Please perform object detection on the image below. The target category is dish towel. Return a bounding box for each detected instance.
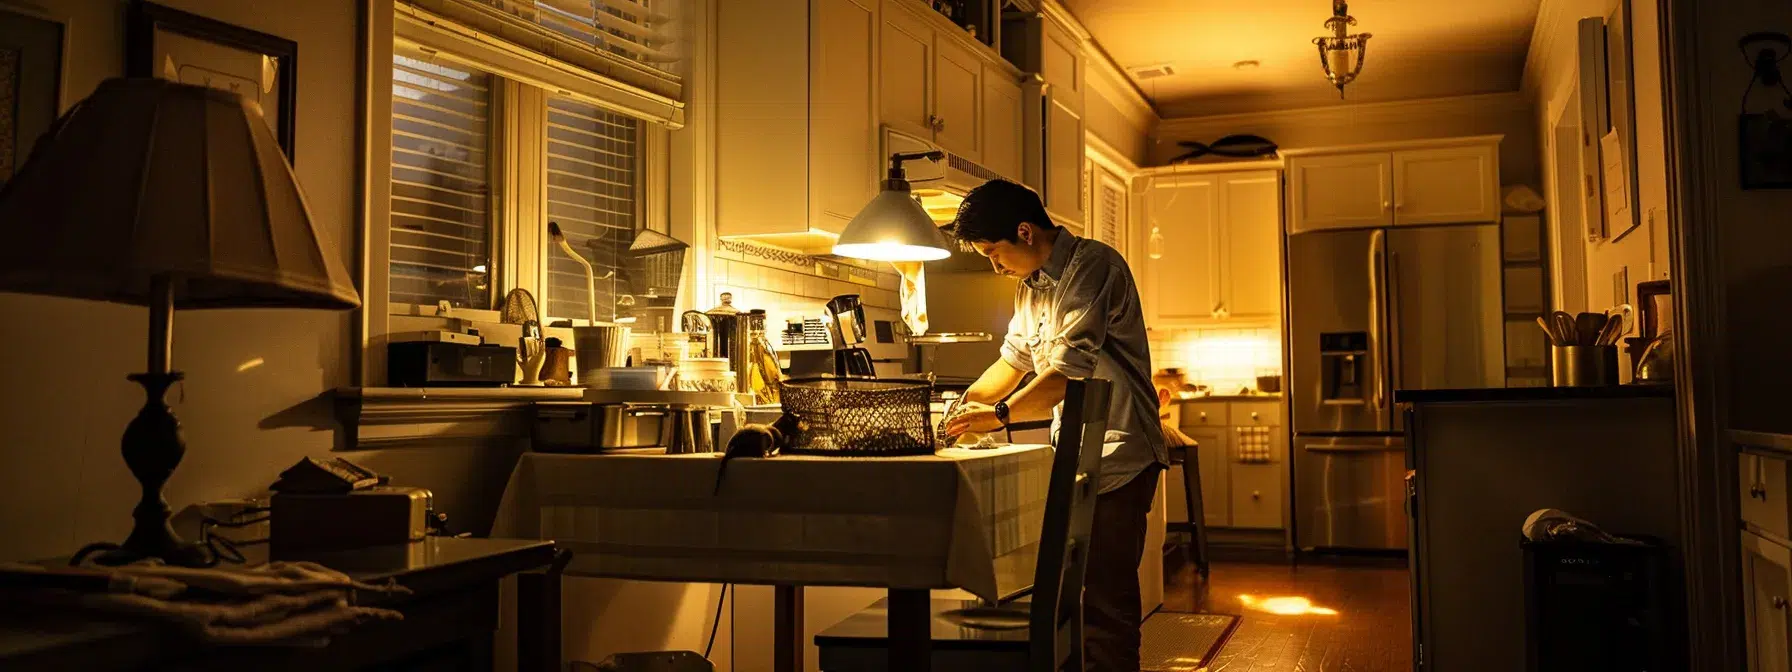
[892,260,929,336]
[4,560,408,647]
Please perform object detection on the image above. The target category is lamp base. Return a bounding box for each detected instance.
[74,371,211,568]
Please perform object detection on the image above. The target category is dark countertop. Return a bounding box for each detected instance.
[1395,384,1675,404]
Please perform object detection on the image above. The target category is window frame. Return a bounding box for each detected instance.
[359,0,675,386]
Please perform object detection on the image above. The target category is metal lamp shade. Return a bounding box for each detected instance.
[0,78,360,310]
[832,186,952,262]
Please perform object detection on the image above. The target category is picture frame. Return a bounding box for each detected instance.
[125,1,297,160]
[0,5,66,187]
[1603,0,1644,242]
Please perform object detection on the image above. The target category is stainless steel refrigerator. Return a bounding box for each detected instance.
[1288,224,1504,551]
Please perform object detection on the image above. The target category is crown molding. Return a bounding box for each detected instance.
[1522,0,1574,101]
[1085,132,1140,178]
[1157,91,1531,135]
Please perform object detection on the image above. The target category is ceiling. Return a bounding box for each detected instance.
[1060,0,1543,118]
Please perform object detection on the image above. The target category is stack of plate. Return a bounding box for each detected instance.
[581,366,674,390]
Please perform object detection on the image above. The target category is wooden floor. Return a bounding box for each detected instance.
[1158,551,1413,672]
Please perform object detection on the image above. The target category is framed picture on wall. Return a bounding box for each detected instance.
[1603,0,1644,242]
[0,6,65,187]
[125,1,297,160]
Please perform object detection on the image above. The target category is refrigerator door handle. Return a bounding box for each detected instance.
[1368,230,1387,410]
[1388,250,1403,403]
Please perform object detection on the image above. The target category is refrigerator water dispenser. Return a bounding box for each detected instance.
[1320,331,1369,405]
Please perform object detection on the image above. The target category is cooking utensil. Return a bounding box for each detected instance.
[1596,315,1626,346]
[1550,311,1579,346]
[1536,316,1559,345]
[1575,312,1607,346]
[1607,303,1634,334]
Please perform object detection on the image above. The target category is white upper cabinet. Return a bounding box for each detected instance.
[1287,153,1393,233]
[1144,175,1219,324]
[878,0,999,163]
[716,0,878,242]
[981,66,1024,182]
[1044,95,1086,226]
[1141,169,1283,326]
[1286,137,1501,234]
[879,2,933,141]
[1219,171,1284,320]
[1391,144,1500,225]
[1003,10,1086,228]
[932,37,983,162]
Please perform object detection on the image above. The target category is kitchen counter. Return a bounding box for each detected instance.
[1172,394,1282,402]
[1394,384,1673,404]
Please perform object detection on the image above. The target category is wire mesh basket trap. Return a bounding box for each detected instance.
[779,377,935,456]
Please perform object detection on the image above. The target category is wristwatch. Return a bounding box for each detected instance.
[993,401,1011,427]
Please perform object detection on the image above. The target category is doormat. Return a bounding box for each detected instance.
[1139,612,1241,672]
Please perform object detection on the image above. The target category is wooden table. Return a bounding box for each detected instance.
[0,537,558,672]
[496,444,1054,672]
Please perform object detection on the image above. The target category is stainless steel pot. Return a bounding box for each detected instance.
[595,403,672,449]
[666,406,714,454]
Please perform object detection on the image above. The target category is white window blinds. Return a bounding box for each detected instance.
[389,47,494,309]
[544,95,640,322]
[1096,172,1126,253]
[395,0,685,127]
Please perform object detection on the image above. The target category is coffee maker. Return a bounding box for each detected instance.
[788,294,877,377]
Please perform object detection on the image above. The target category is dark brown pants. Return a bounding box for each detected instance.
[1084,465,1162,672]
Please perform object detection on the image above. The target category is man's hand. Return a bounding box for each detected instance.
[944,402,1006,438]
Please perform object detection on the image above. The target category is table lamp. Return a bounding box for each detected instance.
[0,78,361,566]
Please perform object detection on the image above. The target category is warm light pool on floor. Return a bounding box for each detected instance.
[1237,594,1340,616]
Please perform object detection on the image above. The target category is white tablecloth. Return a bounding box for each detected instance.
[492,444,1052,601]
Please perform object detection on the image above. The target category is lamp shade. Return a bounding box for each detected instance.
[0,78,360,310]
[832,185,952,262]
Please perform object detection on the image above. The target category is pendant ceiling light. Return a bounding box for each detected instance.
[1314,0,1372,98]
[833,151,953,262]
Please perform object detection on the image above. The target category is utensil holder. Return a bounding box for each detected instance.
[1551,345,1619,387]
[574,325,632,383]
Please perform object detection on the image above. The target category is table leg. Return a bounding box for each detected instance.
[518,550,570,672]
[888,588,931,672]
[775,585,805,672]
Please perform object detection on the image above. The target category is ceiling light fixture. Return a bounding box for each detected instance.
[1313,0,1372,97]
[833,151,953,262]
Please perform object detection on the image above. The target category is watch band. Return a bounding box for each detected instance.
[994,401,1011,426]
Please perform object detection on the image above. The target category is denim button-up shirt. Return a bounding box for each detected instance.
[1000,231,1166,494]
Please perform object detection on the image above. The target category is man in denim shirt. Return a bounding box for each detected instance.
[944,179,1166,671]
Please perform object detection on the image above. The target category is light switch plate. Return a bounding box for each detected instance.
[1613,267,1630,306]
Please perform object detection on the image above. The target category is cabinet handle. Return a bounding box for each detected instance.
[1774,596,1788,610]
[936,117,946,131]
[1251,490,1262,500]
[1383,200,1392,211]
[1251,411,1260,421]
[1198,412,1208,421]
[1752,484,1769,501]
[926,113,939,130]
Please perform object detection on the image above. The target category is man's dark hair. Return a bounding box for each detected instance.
[948,179,1057,244]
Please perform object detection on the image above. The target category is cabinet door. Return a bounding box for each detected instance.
[1043,90,1086,226]
[1229,462,1283,529]
[879,1,933,140]
[932,37,982,162]
[1217,170,1283,320]
[1287,153,1393,233]
[1391,145,1500,225]
[981,67,1023,181]
[1185,426,1230,527]
[810,0,878,232]
[1144,176,1219,324]
[1744,531,1792,672]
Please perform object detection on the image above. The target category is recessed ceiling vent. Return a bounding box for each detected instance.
[1127,63,1177,80]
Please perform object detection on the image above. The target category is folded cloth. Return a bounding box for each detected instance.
[3,560,408,647]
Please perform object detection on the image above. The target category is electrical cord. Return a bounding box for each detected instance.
[703,583,729,660]
[69,507,270,568]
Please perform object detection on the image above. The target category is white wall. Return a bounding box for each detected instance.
[1524,0,1672,316]
[1149,92,1541,187]
[0,0,487,563]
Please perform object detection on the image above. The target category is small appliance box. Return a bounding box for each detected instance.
[270,486,433,554]
[387,341,516,387]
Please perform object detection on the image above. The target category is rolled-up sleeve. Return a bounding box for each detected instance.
[1039,260,1124,379]
[1000,294,1035,373]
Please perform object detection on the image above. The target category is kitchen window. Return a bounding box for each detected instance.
[365,0,685,383]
